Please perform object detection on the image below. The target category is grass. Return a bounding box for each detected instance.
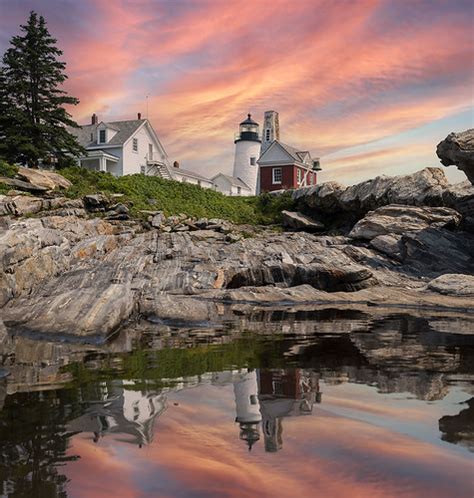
[60,166,295,225]
[0,160,19,194]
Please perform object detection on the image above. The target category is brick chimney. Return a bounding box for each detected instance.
[91,113,98,125]
[138,112,142,120]
[173,161,180,169]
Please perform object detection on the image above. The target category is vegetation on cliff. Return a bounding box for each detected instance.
[60,166,294,225]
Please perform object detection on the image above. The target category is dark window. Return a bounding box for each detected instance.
[265,129,270,141]
[237,186,241,195]
[250,157,256,166]
[99,129,106,143]
[133,138,138,152]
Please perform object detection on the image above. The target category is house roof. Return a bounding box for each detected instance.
[259,140,319,169]
[173,167,214,182]
[278,142,312,164]
[212,173,251,190]
[71,119,146,148]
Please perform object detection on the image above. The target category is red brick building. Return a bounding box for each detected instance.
[258,141,321,193]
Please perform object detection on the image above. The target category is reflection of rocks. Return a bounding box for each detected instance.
[439,397,474,451]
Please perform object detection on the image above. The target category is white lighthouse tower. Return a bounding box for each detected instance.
[232,114,261,195]
[233,369,262,450]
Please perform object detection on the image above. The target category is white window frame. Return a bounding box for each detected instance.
[272,167,282,184]
[132,138,138,153]
[297,168,302,184]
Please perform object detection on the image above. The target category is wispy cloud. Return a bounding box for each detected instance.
[0,0,472,183]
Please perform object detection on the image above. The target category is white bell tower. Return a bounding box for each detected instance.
[261,110,280,154]
[232,114,261,195]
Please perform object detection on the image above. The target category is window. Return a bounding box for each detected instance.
[133,138,138,152]
[297,168,302,184]
[250,394,258,405]
[250,156,256,166]
[99,129,106,143]
[140,165,146,175]
[265,129,270,141]
[148,143,153,160]
[90,132,93,142]
[272,167,282,184]
[197,180,201,187]
[237,186,241,195]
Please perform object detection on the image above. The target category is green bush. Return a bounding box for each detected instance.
[60,167,295,225]
[0,160,19,178]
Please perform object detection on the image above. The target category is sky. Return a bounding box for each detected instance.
[0,0,473,185]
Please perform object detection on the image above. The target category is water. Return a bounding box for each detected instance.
[0,310,473,497]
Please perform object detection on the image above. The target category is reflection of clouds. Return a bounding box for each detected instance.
[65,382,474,498]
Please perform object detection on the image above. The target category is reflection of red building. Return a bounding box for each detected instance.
[258,369,321,452]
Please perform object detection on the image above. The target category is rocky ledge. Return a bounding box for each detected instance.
[1,143,473,341]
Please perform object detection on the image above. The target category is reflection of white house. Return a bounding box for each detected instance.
[67,380,167,446]
[211,173,252,196]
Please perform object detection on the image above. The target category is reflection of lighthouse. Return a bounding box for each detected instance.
[233,369,262,450]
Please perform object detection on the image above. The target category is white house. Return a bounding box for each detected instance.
[171,161,216,189]
[72,113,173,178]
[211,173,252,196]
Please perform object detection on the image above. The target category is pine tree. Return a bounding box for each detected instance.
[0,11,84,167]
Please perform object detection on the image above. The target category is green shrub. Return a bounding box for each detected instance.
[60,167,296,225]
[0,160,19,178]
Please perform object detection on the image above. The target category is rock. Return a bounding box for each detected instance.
[295,168,454,223]
[370,234,403,260]
[401,228,474,276]
[349,205,462,240]
[427,274,474,296]
[3,282,135,339]
[16,166,72,190]
[437,129,474,185]
[111,203,129,215]
[151,212,165,228]
[83,193,110,212]
[281,210,325,231]
[0,177,48,193]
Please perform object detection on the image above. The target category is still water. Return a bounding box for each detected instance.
[0,310,473,497]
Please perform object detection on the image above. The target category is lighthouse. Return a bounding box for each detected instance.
[233,369,262,450]
[232,114,261,195]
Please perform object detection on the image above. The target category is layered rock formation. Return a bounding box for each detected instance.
[437,129,474,185]
[0,157,473,340]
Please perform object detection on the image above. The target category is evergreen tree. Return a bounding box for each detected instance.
[0,11,84,167]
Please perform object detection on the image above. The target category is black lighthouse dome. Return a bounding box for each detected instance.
[235,113,261,143]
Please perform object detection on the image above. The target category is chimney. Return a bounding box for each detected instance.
[91,113,98,125]
[173,161,180,169]
[138,112,142,120]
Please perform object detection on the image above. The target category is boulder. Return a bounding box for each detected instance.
[349,205,462,240]
[151,212,166,228]
[281,210,325,231]
[0,177,48,193]
[83,193,110,212]
[16,166,72,190]
[295,168,453,218]
[437,129,474,185]
[427,274,474,296]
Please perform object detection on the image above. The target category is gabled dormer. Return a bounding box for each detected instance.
[96,122,119,145]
